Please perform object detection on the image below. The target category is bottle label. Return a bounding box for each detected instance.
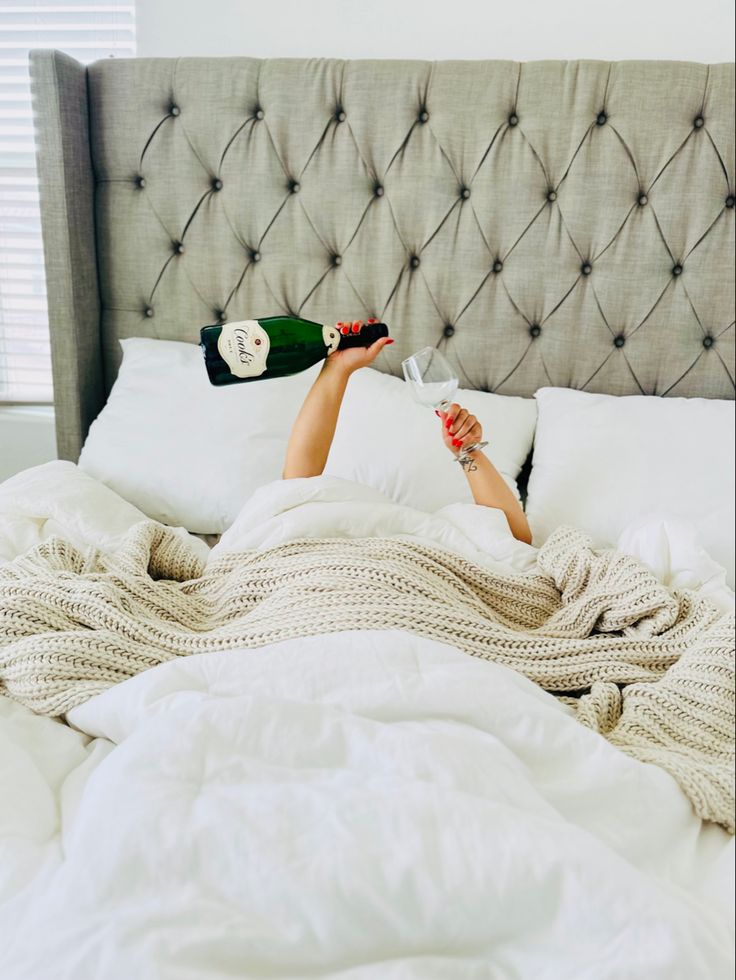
[217,320,271,378]
[322,324,340,354]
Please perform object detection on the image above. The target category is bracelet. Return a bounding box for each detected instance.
[454,440,488,471]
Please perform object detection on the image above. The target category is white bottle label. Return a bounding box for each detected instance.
[322,324,341,354]
[217,320,271,378]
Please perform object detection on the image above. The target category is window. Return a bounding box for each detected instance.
[0,2,136,403]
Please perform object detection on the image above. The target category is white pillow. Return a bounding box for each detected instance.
[80,338,321,533]
[526,387,735,587]
[325,368,537,512]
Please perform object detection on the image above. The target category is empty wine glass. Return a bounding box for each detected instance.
[402,346,487,463]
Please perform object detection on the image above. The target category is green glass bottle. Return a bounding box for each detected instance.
[200,315,390,385]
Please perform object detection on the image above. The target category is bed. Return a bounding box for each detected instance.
[0,53,733,978]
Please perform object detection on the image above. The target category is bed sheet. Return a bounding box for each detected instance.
[0,461,733,979]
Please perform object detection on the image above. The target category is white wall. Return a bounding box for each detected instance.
[0,407,56,484]
[137,0,734,62]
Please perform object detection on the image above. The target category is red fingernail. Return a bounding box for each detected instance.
[385,338,394,344]
[351,323,361,334]
[445,418,453,429]
[367,317,377,324]
[340,325,350,335]
[452,439,462,447]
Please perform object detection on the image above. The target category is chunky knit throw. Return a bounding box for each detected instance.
[1,522,733,832]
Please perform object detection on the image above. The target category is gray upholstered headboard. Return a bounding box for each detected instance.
[30,53,735,461]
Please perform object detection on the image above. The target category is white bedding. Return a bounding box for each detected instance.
[0,461,733,979]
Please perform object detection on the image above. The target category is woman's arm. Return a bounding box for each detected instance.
[282,334,393,479]
[439,404,532,545]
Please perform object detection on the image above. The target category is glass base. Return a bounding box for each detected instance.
[455,440,488,464]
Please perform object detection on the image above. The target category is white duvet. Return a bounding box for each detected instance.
[0,461,733,979]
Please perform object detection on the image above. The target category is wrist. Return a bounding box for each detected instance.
[447,443,486,459]
[323,355,355,377]
[321,358,352,383]
[457,447,488,472]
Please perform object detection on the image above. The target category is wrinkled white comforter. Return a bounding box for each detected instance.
[0,461,733,979]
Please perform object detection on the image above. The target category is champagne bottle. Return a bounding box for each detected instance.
[200,315,390,386]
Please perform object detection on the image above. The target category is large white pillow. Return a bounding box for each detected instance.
[79,338,321,533]
[526,387,735,587]
[325,368,537,512]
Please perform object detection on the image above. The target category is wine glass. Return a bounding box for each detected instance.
[401,347,487,464]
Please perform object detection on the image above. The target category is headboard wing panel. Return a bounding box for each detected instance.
[30,54,735,460]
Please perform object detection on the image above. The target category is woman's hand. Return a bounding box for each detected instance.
[324,328,393,377]
[438,403,484,455]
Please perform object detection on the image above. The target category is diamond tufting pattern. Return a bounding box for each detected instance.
[30,54,735,459]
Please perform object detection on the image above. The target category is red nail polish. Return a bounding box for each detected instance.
[452,439,461,447]
[367,317,377,324]
[445,418,453,429]
[351,323,361,334]
[340,325,350,335]
[385,338,394,345]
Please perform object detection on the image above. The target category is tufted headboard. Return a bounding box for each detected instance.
[30,52,735,461]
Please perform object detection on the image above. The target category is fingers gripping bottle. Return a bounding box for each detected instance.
[200,315,389,386]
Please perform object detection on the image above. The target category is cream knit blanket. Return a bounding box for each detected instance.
[1,522,733,832]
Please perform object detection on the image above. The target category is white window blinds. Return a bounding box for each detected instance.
[0,2,135,403]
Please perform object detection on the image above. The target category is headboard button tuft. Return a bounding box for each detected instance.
[144,307,154,318]
[460,187,471,200]
[508,112,519,127]
[703,335,715,348]
[443,324,455,338]
[336,108,346,122]
[374,184,384,197]
[410,255,420,269]
[135,175,146,189]
[418,109,429,123]
[596,111,607,126]
[614,334,626,348]
[173,241,184,255]
[251,250,261,262]
[212,178,223,191]
[693,115,705,129]
[332,254,342,267]
[289,180,300,193]
[726,195,735,208]
[581,261,592,276]
[169,104,180,116]
[254,108,264,120]
[637,192,648,206]
[672,263,683,276]
[492,259,503,273]
[529,324,542,338]
[547,189,557,202]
